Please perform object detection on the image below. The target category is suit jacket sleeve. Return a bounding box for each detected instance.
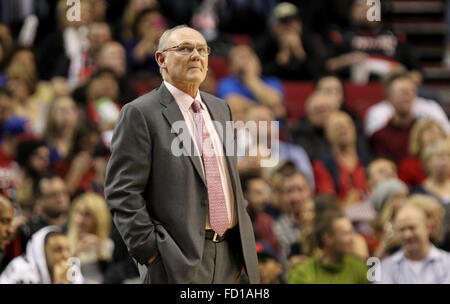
[104,103,157,265]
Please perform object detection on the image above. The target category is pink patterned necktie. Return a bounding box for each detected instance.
[191,99,229,236]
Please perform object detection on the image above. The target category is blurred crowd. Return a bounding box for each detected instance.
[0,0,450,284]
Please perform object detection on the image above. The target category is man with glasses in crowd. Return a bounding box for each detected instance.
[105,25,259,284]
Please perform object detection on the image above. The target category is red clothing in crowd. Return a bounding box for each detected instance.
[313,159,369,203]
[251,212,279,256]
[398,156,427,188]
[52,159,96,195]
[370,119,415,164]
[0,147,20,201]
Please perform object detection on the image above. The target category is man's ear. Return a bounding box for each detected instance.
[155,52,166,69]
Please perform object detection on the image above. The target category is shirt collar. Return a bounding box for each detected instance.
[395,244,444,264]
[164,81,203,112]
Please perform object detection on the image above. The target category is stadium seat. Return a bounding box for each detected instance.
[283,81,315,122]
[344,82,386,120]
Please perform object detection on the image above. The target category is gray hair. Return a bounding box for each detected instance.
[156,25,189,75]
[370,178,408,212]
[157,24,189,52]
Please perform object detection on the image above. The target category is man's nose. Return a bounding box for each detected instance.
[7,223,14,236]
[62,249,71,260]
[190,47,201,58]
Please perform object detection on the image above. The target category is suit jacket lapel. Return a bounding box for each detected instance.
[159,83,206,186]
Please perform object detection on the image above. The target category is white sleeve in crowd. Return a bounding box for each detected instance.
[364,100,393,137]
[414,97,450,134]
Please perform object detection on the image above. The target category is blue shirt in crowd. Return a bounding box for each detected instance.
[378,245,450,284]
[216,75,285,102]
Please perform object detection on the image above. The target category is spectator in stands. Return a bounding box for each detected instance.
[0,195,14,273]
[36,0,93,85]
[411,139,450,240]
[0,117,28,202]
[15,136,51,218]
[190,1,234,57]
[68,192,114,284]
[241,174,278,255]
[379,204,450,284]
[88,22,112,59]
[325,0,421,83]
[19,174,70,245]
[368,73,449,163]
[367,158,398,191]
[94,42,137,105]
[412,139,450,207]
[265,161,298,221]
[73,41,135,105]
[216,44,285,118]
[238,105,315,188]
[125,8,167,75]
[120,0,160,43]
[44,96,80,165]
[254,2,323,80]
[406,194,447,250]
[74,21,113,86]
[87,0,107,22]
[315,73,371,158]
[370,178,408,258]
[257,242,284,284]
[287,198,316,268]
[365,73,450,138]
[313,194,370,259]
[287,211,369,284]
[84,69,121,133]
[0,226,83,284]
[399,119,447,188]
[313,111,370,207]
[6,47,52,134]
[0,88,14,137]
[290,91,339,160]
[273,169,312,271]
[54,122,102,197]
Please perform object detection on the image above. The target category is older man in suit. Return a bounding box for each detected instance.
[104,25,259,284]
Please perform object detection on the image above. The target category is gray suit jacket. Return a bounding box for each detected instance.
[104,83,259,283]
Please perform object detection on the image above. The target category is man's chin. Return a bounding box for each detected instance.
[404,244,420,254]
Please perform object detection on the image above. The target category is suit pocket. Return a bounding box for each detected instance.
[147,254,168,283]
[149,253,161,265]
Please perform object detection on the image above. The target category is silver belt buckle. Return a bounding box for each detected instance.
[212,232,219,243]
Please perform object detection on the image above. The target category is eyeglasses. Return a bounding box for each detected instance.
[161,43,211,57]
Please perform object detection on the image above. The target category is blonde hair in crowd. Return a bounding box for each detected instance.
[68,192,111,253]
[421,138,450,164]
[404,194,445,243]
[409,119,445,156]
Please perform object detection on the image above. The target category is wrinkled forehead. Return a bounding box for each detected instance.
[396,207,427,227]
[318,77,342,89]
[167,28,207,47]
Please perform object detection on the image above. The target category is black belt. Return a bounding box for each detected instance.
[205,229,231,243]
